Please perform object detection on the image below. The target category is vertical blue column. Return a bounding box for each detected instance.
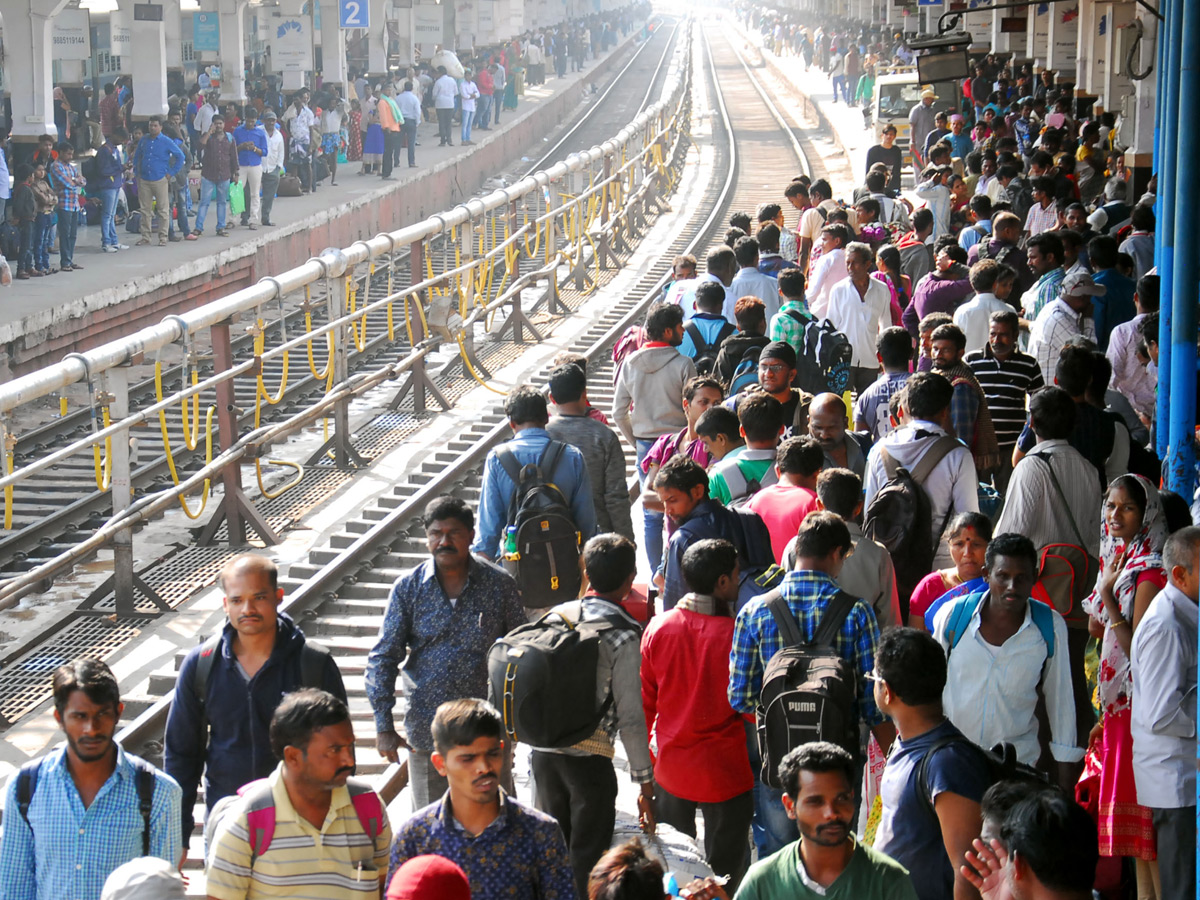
[1155,0,1181,459]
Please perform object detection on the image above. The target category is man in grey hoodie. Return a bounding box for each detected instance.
[613,303,697,573]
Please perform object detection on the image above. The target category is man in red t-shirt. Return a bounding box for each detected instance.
[745,435,823,562]
[641,538,754,892]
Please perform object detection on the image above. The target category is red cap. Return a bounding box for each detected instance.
[386,855,471,900]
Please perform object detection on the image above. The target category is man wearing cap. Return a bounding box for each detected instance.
[1028,271,1103,383]
[387,857,470,900]
[259,110,284,227]
[101,859,185,900]
[725,341,814,438]
[909,89,939,173]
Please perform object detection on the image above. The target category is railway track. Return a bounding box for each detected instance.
[0,18,681,583]
[0,13,840,876]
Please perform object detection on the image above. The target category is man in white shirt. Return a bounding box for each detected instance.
[806,224,851,319]
[281,89,316,192]
[1105,273,1158,420]
[1028,271,1102,383]
[725,236,781,321]
[914,166,953,239]
[259,110,285,227]
[432,67,459,146]
[825,242,891,394]
[864,372,979,571]
[931,532,1081,787]
[1131,526,1199,900]
[953,259,1017,354]
[669,245,735,319]
[192,91,220,157]
[395,81,423,168]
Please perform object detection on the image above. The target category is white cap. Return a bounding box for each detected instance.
[101,858,185,900]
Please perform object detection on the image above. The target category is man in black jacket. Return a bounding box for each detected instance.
[164,554,347,842]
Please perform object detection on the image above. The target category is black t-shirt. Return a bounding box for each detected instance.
[866,143,904,194]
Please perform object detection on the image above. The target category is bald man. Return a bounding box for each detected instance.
[163,554,347,843]
[808,393,868,478]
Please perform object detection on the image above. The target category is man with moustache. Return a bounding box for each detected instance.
[205,690,392,900]
[0,659,183,900]
[366,496,526,811]
[165,554,347,842]
[735,742,918,899]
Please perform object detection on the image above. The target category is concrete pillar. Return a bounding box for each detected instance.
[112,0,170,120]
[165,0,184,78]
[992,6,1028,59]
[1075,0,1099,98]
[1100,1,1135,113]
[0,0,72,146]
[275,0,311,91]
[1047,0,1079,82]
[217,0,248,102]
[318,0,347,86]
[1027,0,1050,70]
[366,0,389,74]
[1122,0,1155,191]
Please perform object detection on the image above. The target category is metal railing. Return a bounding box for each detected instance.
[0,24,693,613]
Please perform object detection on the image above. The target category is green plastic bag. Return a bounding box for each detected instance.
[230,183,245,216]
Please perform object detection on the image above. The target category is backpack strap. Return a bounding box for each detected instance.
[765,591,804,647]
[909,435,963,485]
[538,440,567,487]
[495,447,522,485]
[684,322,706,354]
[15,758,43,829]
[192,631,224,740]
[878,445,901,483]
[240,779,279,859]
[716,321,737,344]
[129,757,158,856]
[916,733,974,818]
[346,779,385,843]
[786,308,808,324]
[1029,453,1088,549]
[813,590,856,648]
[1028,600,1057,659]
[943,592,987,653]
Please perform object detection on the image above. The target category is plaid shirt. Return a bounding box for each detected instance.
[728,570,884,725]
[0,745,183,900]
[769,300,813,353]
[945,379,980,446]
[1024,201,1059,237]
[49,161,82,212]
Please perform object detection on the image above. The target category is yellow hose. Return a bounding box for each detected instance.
[92,406,112,491]
[254,320,290,406]
[455,332,506,394]
[304,301,334,382]
[4,437,14,530]
[154,361,215,518]
[347,276,368,352]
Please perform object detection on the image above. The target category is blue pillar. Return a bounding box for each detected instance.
[1155,0,1181,459]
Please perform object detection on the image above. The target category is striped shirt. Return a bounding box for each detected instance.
[1028,297,1098,383]
[0,746,182,900]
[205,765,392,900]
[994,440,1102,556]
[1024,201,1059,237]
[965,345,1044,448]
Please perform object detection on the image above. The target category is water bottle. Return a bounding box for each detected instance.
[503,526,518,558]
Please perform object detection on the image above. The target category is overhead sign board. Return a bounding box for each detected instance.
[193,12,220,52]
[339,0,369,28]
[414,3,443,44]
[52,9,91,61]
[272,13,314,71]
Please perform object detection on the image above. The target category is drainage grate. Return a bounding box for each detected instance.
[213,468,355,540]
[88,546,243,614]
[0,616,143,726]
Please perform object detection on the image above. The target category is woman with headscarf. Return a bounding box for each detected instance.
[1083,473,1165,892]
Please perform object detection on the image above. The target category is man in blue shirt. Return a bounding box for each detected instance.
[0,659,182,900]
[233,106,268,230]
[365,496,526,810]
[473,386,597,561]
[163,553,347,840]
[389,699,575,899]
[132,115,186,247]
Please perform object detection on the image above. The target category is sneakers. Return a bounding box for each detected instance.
[116,243,129,250]
[102,245,119,253]
[215,229,229,236]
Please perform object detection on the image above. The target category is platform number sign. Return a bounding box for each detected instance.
[339,0,369,29]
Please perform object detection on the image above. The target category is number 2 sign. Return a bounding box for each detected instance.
[338,0,369,28]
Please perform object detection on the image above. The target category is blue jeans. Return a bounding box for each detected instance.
[169,186,191,238]
[635,439,665,576]
[477,95,493,129]
[832,74,849,103]
[745,721,798,857]
[461,110,475,143]
[195,177,228,232]
[100,188,119,247]
[35,214,54,270]
[56,208,78,268]
[17,220,34,273]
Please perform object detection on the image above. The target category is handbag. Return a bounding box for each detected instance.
[1030,454,1099,627]
[313,156,330,183]
[276,174,302,197]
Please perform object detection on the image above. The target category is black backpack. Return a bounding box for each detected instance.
[863,437,961,614]
[729,505,786,612]
[0,222,18,260]
[487,600,639,748]
[497,440,583,608]
[794,313,853,396]
[685,320,736,376]
[16,754,157,854]
[756,590,859,788]
[916,733,1048,817]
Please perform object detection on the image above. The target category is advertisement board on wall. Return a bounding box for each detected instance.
[272,13,314,71]
[52,9,91,61]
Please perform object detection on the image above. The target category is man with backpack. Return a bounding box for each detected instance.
[654,456,775,610]
[613,305,695,572]
[863,372,979,593]
[767,267,812,352]
[205,690,392,900]
[679,282,736,376]
[709,392,784,507]
[715,297,771,391]
[728,512,894,859]
[727,236,782,321]
[525,534,655,897]
[930,533,1082,785]
[724,341,813,440]
[475,385,597,570]
[872,628,992,900]
[641,539,754,892]
[666,244,736,318]
[546,363,634,543]
[0,659,183,900]
[367,496,526,809]
[968,212,1033,297]
[165,553,347,842]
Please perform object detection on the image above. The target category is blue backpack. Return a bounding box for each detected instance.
[729,351,761,395]
[942,590,1056,659]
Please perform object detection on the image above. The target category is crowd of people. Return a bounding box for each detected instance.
[1,5,649,280]
[2,4,1199,899]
